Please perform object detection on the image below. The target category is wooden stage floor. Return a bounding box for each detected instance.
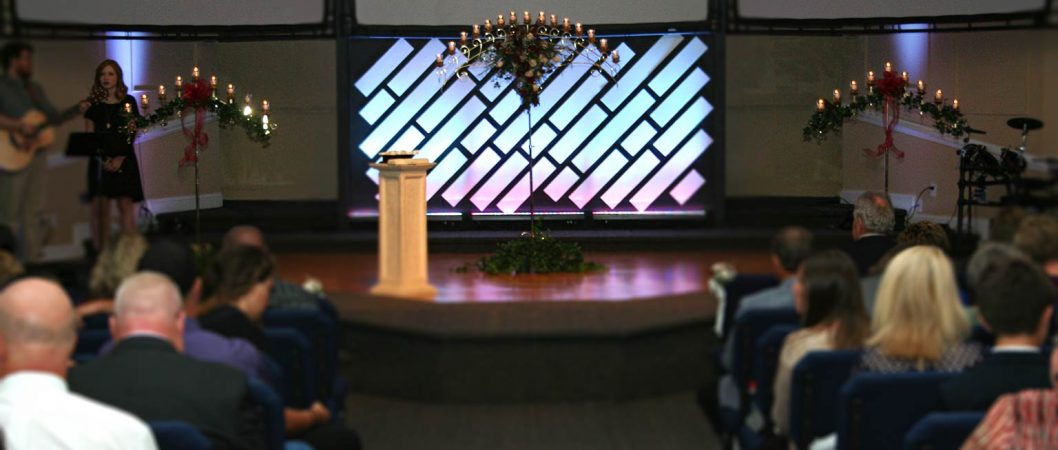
[274,250,771,303]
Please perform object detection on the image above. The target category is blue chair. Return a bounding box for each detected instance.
[718,308,799,435]
[263,327,318,408]
[263,308,339,402]
[76,328,111,355]
[720,274,781,338]
[836,372,956,450]
[788,350,861,450]
[148,420,211,450]
[752,324,799,419]
[904,412,985,450]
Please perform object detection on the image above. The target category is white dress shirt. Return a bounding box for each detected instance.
[0,371,158,450]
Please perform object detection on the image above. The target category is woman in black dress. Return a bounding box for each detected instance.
[83,59,143,252]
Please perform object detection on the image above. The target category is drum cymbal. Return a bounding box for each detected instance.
[1008,117,1044,131]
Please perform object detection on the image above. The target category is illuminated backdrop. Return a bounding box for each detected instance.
[347,32,718,216]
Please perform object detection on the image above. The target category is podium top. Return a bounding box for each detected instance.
[370,159,436,171]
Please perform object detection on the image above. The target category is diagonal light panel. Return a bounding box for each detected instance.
[352,34,714,214]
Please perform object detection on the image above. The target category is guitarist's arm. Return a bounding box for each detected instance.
[0,113,34,137]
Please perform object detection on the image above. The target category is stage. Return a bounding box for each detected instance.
[276,249,770,403]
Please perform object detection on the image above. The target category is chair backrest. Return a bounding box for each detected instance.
[263,327,318,408]
[752,324,799,418]
[75,328,112,355]
[720,274,781,338]
[837,372,956,450]
[148,420,211,450]
[732,308,800,395]
[247,377,286,450]
[788,350,861,450]
[263,308,337,400]
[903,412,986,450]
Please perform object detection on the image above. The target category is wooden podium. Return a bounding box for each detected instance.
[369,157,437,300]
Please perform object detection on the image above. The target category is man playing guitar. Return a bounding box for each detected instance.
[0,41,90,261]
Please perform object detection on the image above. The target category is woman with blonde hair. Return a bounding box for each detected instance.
[78,232,149,319]
[860,245,982,372]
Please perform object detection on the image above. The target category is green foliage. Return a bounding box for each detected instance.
[803,91,970,144]
[473,232,605,275]
[121,97,275,147]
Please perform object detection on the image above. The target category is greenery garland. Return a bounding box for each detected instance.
[803,89,969,144]
[122,96,274,147]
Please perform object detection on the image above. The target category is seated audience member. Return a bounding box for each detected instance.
[771,250,869,436]
[0,278,156,449]
[860,245,982,372]
[0,250,22,286]
[940,244,1055,411]
[223,225,320,311]
[988,206,1026,243]
[961,345,1058,450]
[69,273,264,450]
[1013,214,1058,278]
[721,227,813,370]
[100,239,268,381]
[77,232,149,320]
[862,221,951,312]
[846,191,896,275]
[200,245,274,351]
[199,246,361,450]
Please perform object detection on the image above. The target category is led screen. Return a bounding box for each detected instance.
[347,33,717,216]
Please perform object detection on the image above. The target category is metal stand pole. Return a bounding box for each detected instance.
[526,108,536,236]
[194,148,201,248]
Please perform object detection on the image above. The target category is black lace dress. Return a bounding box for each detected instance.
[84,95,144,202]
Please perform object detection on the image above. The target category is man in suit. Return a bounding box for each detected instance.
[0,278,156,449]
[69,272,265,450]
[939,243,1055,411]
[846,191,896,275]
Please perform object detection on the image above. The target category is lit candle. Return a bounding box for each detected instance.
[587,29,596,43]
[243,94,253,116]
[934,89,943,104]
[448,41,457,55]
[175,76,183,90]
[210,76,218,91]
[537,11,545,25]
[226,83,235,101]
[953,98,959,111]
[261,113,269,132]
[158,85,167,102]
[124,102,132,114]
[460,31,468,45]
[599,38,608,52]
[510,11,517,25]
[867,71,875,86]
[261,100,270,113]
[563,18,570,33]
[833,89,841,104]
[901,71,909,84]
[435,53,444,67]
[850,80,858,96]
[575,22,583,36]
[140,94,149,110]
[611,50,620,63]
[550,14,557,27]
[917,80,925,94]
[884,61,892,73]
[192,66,199,81]
[817,98,826,112]
[523,11,530,25]
[472,24,480,38]
[484,20,492,33]
[497,15,504,27]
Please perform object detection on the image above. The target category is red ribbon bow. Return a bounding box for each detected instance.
[864,71,906,160]
[178,80,212,167]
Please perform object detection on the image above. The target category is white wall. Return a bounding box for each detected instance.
[354,0,707,26]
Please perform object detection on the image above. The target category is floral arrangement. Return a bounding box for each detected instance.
[468,229,604,275]
[490,28,563,107]
[439,10,620,109]
[803,64,970,149]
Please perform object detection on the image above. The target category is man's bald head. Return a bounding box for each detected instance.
[0,278,77,377]
[111,272,184,343]
[223,225,267,252]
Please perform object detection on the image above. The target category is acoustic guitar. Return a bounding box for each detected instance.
[0,96,97,172]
